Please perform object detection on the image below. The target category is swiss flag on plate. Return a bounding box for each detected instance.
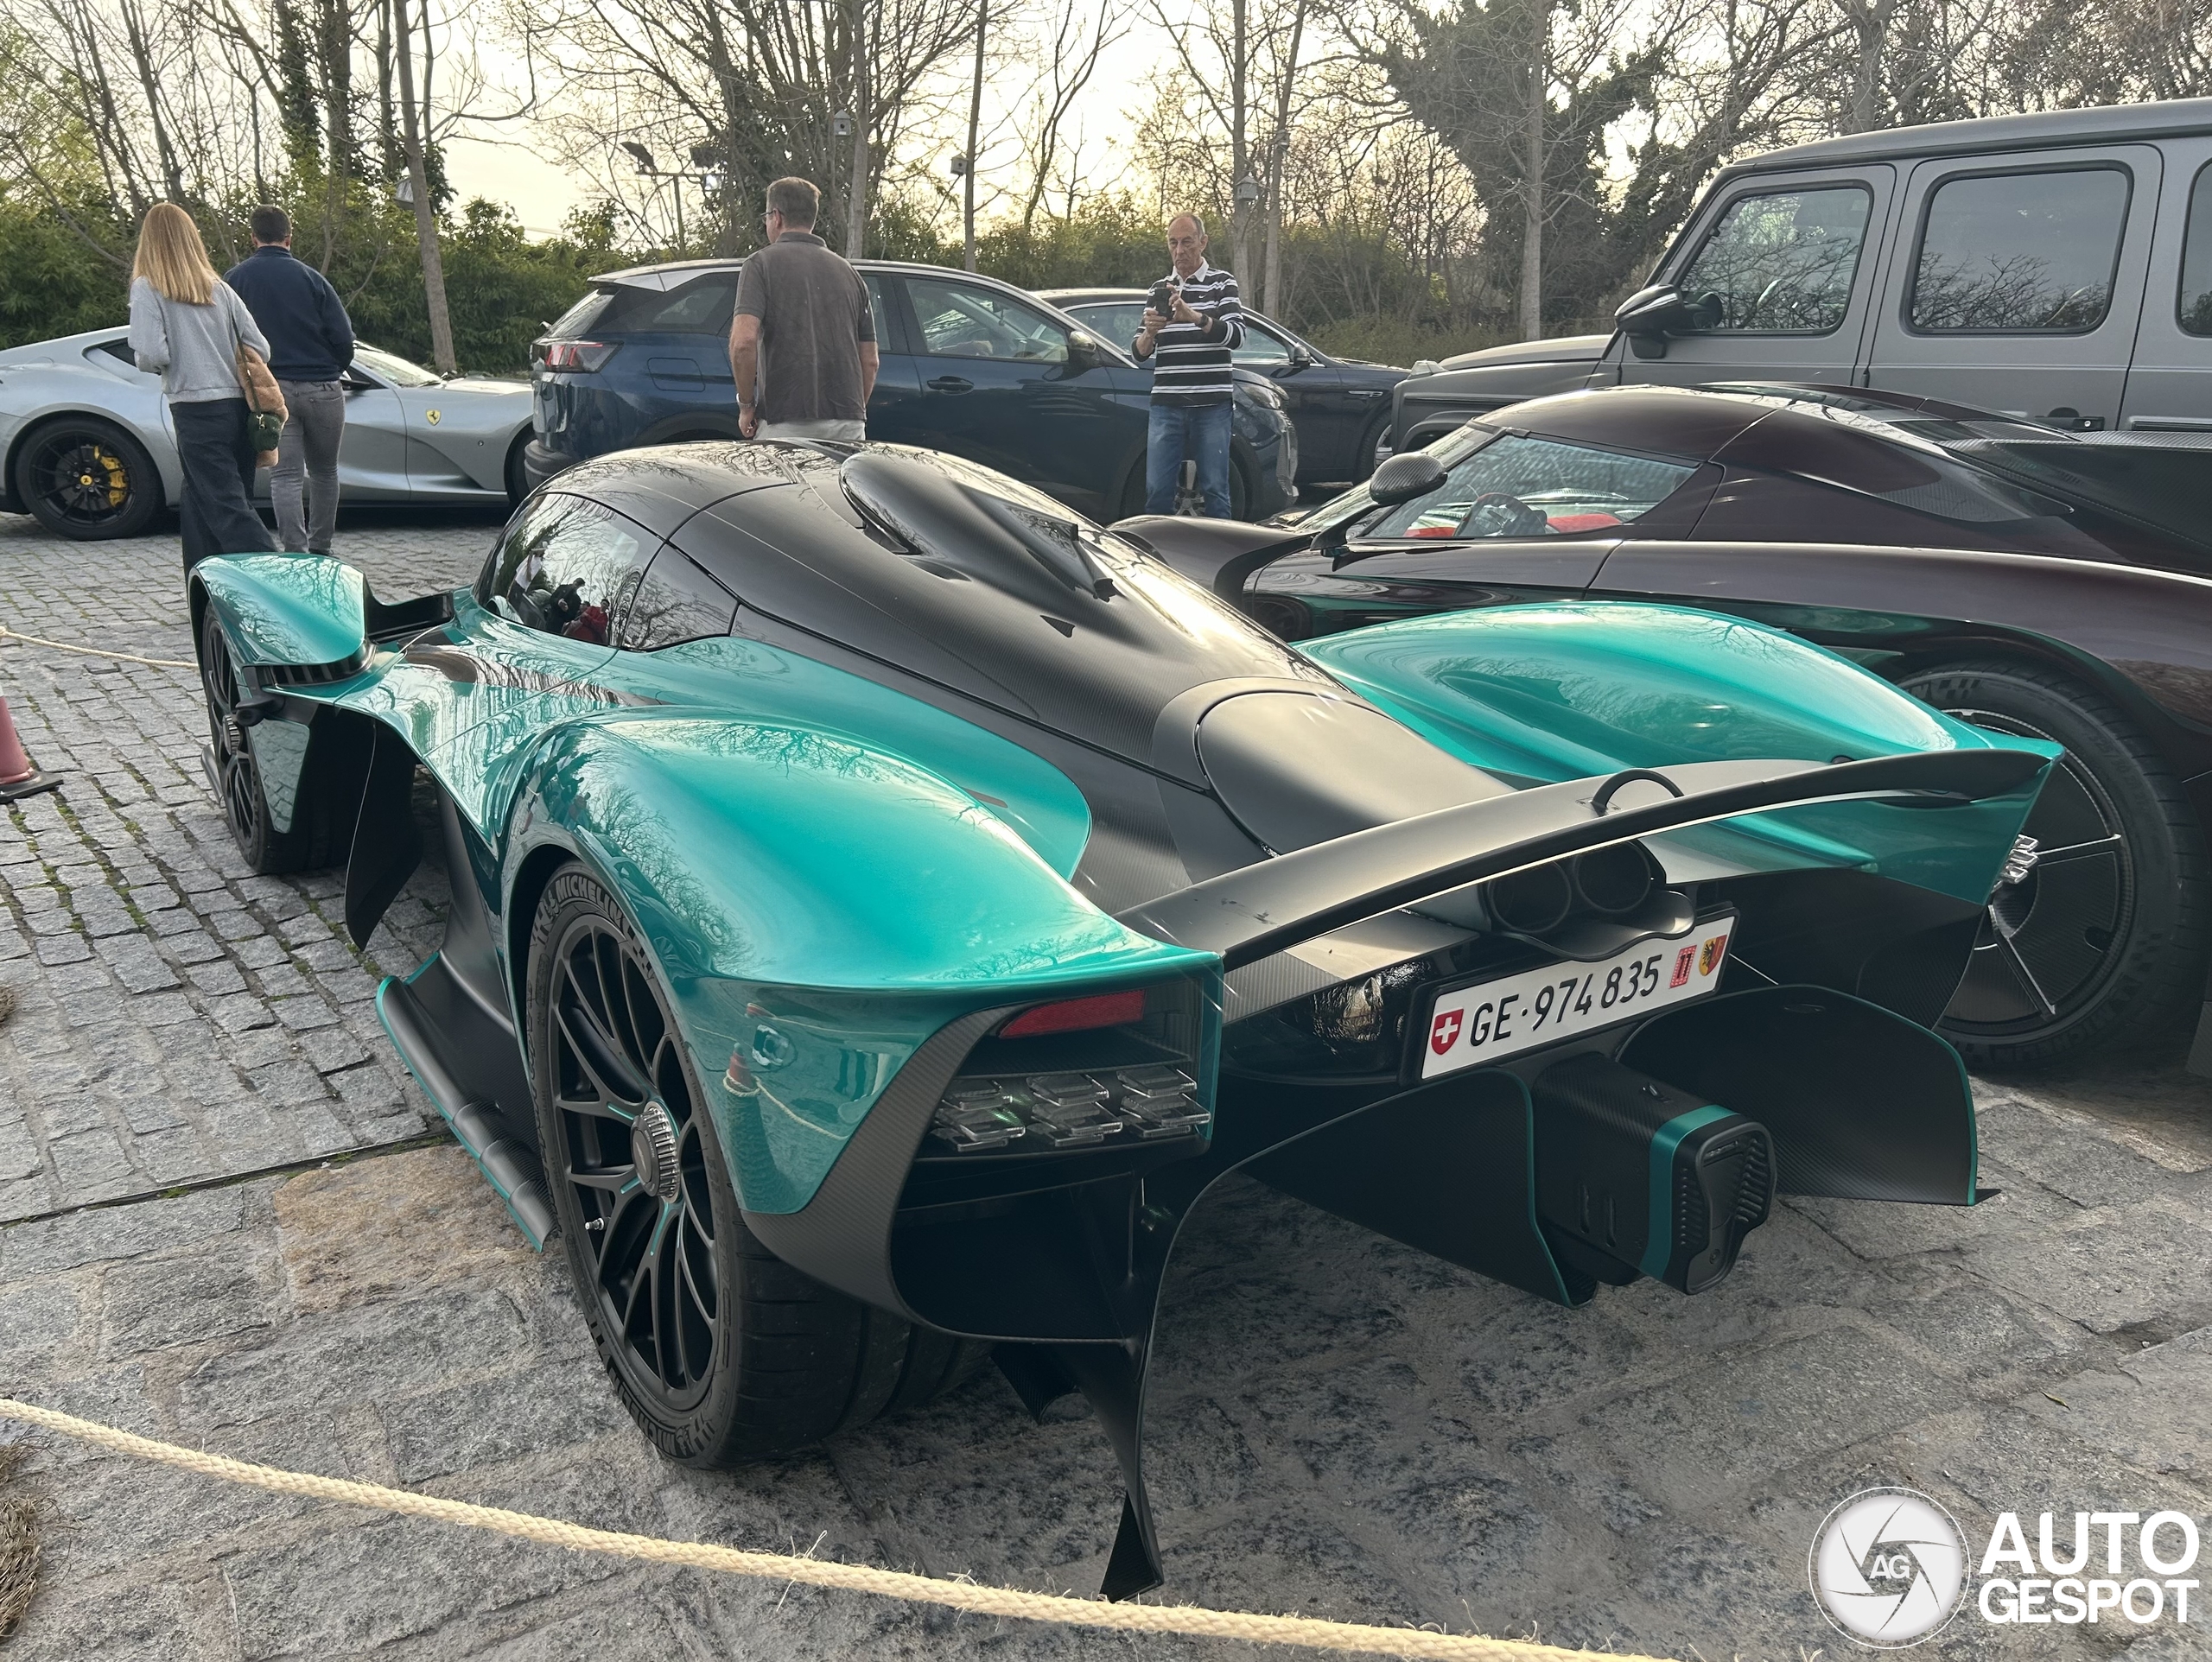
[1430,1009,1463,1055]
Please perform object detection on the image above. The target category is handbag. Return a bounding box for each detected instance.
[235,346,286,455]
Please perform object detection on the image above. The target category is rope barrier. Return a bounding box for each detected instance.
[0,1398,1675,1660]
[0,625,195,669]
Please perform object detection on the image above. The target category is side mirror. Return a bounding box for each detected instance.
[1615,283,1726,359]
[1285,346,1315,370]
[1368,451,1446,508]
[1067,330,1102,371]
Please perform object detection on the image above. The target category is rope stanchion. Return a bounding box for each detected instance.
[0,625,195,669]
[0,1398,1675,1661]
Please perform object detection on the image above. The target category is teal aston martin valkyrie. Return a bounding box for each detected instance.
[189,440,2052,1596]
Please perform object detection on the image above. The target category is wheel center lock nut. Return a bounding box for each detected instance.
[629,1102,682,1202]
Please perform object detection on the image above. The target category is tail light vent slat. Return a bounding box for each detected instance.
[923,980,1213,1158]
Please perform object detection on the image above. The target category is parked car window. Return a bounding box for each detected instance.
[1909,168,2129,333]
[620,550,738,650]
[1673,185,1872,333]
[1358,434,1699,539]
[353,345,442,387]
[548,290,613,338]
[1071,301,1147,347]
[1233,319,1294,364]
[480,495,653,645]
[861,276,892,351]
[2180,163,2212,337]
[908,278,1069,363]
[600,275,739,336]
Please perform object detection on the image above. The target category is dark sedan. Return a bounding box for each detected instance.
[525,260,1297,521]
[1122,382,2212,1075]
[1037,289,1405,487]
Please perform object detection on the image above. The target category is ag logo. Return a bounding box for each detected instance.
[1809,1488,1967,1648]
[1429,1009,1462,1055]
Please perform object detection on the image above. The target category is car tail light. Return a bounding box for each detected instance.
[925,981,1212,1156]
[543,339,618,372]
[928,1066,1206,1154]
[998,990,1145,1037]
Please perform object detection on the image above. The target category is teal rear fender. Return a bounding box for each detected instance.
[190,554,366,675]
[1301,601,2008,776]
[1303,601,2059,904]
[508,710,1217,1213]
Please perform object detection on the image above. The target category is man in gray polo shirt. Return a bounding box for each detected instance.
[728,177,878,443]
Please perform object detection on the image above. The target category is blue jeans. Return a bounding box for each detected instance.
[1145,401,1232,517]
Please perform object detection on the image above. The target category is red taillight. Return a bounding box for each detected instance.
[999,989,1147,1038]
[543,339,617,372]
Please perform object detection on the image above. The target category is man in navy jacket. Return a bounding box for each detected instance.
[225,206,356,554]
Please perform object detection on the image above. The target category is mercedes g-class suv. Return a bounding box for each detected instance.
[1394,98,2212,445]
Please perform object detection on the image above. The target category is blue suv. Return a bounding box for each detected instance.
[523,258,1298,520]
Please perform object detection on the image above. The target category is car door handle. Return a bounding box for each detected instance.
[927,376,973,393]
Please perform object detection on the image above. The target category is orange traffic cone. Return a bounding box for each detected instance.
[0,695,60,803]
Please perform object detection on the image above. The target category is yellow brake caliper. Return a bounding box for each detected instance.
[95,448,128,506]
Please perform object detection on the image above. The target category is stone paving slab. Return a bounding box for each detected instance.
[0,508,496,1221]
[3,506,2209,1659]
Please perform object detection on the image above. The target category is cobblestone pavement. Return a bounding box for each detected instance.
[2,507,2209,1660]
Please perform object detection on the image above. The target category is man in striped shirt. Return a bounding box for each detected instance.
[1134,213,1245,516]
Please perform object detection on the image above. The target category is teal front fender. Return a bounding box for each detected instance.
[1302,602,2059,905]
[190,554,367,675]
[512,711,1217,1214]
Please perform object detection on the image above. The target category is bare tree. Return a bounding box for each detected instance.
[512,0,976,254]
[392,0,456,368]
[1014,0,1129,236]
[1140,0,1316,283]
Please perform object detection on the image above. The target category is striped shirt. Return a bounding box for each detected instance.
[1136,262,1244,407]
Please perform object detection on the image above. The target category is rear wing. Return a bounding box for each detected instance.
[1118,751,2048,968]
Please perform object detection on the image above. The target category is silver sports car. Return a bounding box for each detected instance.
[0,328,533,539]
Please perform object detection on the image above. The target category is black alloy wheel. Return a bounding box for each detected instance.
[15,418,161,539]
[528,864,991,1467]
[1123,453,1256,520]
[544,898,722,1416]
[1903,662,2209,1069]
[199,613,319,872]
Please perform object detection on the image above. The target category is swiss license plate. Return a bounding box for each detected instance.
[1416,916,1735,1080]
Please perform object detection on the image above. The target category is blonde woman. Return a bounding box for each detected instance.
[126,204,279,570]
